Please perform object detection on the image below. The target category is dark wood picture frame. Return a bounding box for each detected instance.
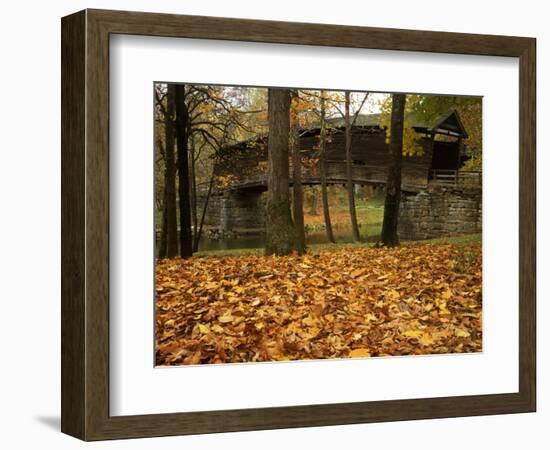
[61,9,536,441]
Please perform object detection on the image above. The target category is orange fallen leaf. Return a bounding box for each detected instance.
[349,348,371,358]
[183,351,201,365]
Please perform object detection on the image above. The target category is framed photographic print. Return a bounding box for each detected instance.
[61,9,536,441]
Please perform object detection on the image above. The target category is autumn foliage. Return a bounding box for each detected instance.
[155,243,482,366]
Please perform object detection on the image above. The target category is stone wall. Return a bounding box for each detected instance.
[200,190,266,231]
[398,186,482,241]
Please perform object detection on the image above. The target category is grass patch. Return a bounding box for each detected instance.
[194,247,264,258]
[193,233,482,258]
[421,233,482,246]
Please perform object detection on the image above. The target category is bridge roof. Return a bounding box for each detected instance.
[325,109,468,138]
[218,110,467,158]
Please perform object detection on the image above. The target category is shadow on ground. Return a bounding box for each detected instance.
[34,416,60,431]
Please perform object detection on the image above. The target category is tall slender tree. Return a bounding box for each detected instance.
[188,133,198,237]
[381,93,406,247]
[174,85,193,258]
[308,186,319,215]
[157,138,168,258]
[291,128,306,252]
[157,84,265,255]
[291,94,306,253]
[319,91,335,243]
[192,121,232,252]
[344,91,361,242]
[265,88,299,255]
[162,85,179,258]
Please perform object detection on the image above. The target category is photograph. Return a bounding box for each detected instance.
[153,84,483,366]
[52,4,538,442]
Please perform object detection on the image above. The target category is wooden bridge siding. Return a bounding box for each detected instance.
[215,131,436,192]
[321,161,427,189]
[216,131,391,178]
[298,131,388,164]
[219,161,429,193]
[214,148,266,181]
[402,138,434,189]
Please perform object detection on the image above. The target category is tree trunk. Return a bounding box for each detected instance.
[308,186,318,215]
[157,139,168,259]
[189,134,199,251]
[291,123,306,253]
[163,85,178,258]
[174,84,193,258]
[194,171,215,252]
[345,91,361,242]
[319,92,335,243]
[381,93,406,247]
[265,88,298,256]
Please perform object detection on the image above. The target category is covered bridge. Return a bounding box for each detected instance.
[204,109,480,231]
[214,109,477,194]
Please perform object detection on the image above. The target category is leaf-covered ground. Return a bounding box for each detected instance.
[155,244,482,366]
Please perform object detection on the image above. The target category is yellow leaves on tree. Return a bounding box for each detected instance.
[155,243,482,366]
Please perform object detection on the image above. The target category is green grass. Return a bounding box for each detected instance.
[168,195,480,258]
[307,233,481,254]
[194,247,264,258]
[304,196,384,242]
[355,196,385,210]
[420,233,482,246]
[193,233,482,258]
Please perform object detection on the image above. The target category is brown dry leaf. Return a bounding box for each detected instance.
[183,351,201,365]
[403,330,424,338]
[455,328,471,338]
[218,314,234,323]
[196,323,210,334]
[419,333,436,346]
[155,243,482,366]
[211,324,225,333]
[350,268,367,278]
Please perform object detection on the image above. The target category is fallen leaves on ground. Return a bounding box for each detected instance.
[155,244,482,366]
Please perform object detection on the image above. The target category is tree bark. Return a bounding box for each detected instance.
[345,91,361,242]
[174,84,193,258]
[189,133,198,242]
[381,93,406,247]
[265,88,298,255]
[291,123,306,253]
[163,85,179,258]
[308,186,318,215]
[319,92,335,243]
[157,138,167,259]
[193,171,215,252]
